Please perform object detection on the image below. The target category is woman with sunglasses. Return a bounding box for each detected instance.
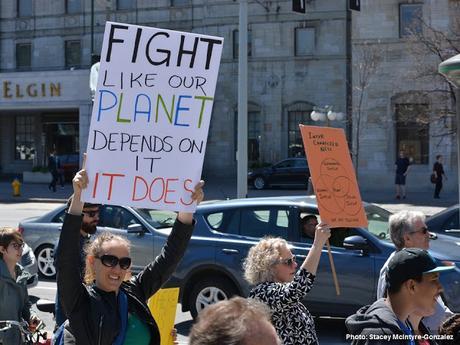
[56,167,204,345]
[243,223,331,345]
[0,227,39,345]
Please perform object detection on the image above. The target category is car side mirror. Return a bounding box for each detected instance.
[127,224,144,235]
[343,235,369,252]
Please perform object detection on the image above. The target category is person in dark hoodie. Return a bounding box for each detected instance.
[55,165,204,345]
[345,248,454,345]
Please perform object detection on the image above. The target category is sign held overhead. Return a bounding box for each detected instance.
[82,22,223,212]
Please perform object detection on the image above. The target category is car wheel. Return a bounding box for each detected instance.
[189,277,239,319]
[253,176,266,190]
[35,244,56,279]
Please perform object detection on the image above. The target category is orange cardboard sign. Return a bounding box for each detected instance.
[299,125,368,228]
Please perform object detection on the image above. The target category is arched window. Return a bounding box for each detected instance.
[286,102,314,157]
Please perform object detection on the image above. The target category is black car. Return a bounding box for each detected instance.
[426,204,460,238]
[247,158,310,190]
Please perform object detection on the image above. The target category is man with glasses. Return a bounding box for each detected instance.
[53,197,101,327]
[376,210,453,334]
[347,248,455,344]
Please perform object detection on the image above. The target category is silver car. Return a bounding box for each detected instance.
[19,204,177,279]
[21,241,39,288]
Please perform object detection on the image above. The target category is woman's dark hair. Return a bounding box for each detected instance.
[0,227,23,259]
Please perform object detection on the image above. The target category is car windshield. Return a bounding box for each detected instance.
[364,204,392,241]
[135,209,178,229]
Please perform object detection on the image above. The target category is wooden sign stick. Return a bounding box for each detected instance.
[326,239,341,295]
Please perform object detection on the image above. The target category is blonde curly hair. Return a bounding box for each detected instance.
[243,237,288,285]
[84,232,130,284]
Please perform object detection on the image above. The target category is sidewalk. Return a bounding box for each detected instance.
[0,178,457,215]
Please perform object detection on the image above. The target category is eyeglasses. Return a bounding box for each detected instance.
[277,255,297,266]
[82,210,99,218]
[95,254,132,270]
[409,227,429,235]
[10,242,24,250]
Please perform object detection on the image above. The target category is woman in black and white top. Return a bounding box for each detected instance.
[243,223,331,345]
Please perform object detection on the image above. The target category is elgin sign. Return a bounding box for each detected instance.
[1,81,61,99]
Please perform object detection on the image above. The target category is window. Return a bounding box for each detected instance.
[99,206,139,229]
[399,4,422,37]
[117,0,135,10]
[395,103,429,164]
[52,209,66,223]
[239,208,290,238]
[274,160,295,169]
[171,0,190,5]
[65,40,81,68]
[205,209,240,235]
[15,115,36,160]
[16,43,31,70]
[442,213,459,232]
[288,110,312,157]
[233,29,252,59]
[295,27,315,56]
[248,111,261,162]
[66,0,81,14]
[17,0,32,17]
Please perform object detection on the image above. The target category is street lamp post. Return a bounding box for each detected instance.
[237,0,248,198]
[310,106,344,127]
[91,0,95,59]
[438,54,460,226]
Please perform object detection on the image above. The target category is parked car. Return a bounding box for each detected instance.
[166,196,460,318]
[21,241,39,288]
[426,204,460,238]
[19,204,177,279]
[19,197,460,319]
[247,158,310,190]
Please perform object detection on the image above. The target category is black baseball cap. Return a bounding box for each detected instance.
[386,248,455,288]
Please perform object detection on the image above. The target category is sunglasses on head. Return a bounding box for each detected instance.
[96,254,132,270]
[82,210,99,218]
[278,255,297,266]
[10,242,24,250]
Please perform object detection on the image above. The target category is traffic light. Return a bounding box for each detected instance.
[292,0,306,14]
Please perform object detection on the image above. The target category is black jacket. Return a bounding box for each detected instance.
[346,298,411,345]
[56,212,194,345]
[346,299,439,345]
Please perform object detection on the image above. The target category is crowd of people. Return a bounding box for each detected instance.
[1,165,460,345]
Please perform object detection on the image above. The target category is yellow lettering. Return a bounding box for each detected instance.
[15,84,24,98]
[41,83,46,97]
[26,83,37,97]
[50,82,61,97]
[3,81,12,98]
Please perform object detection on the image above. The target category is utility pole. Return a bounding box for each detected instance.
[237,0,248,198]
[91,0,95,62]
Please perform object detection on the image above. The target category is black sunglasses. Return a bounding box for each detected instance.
[10,242,25,250]
[278,255,297,266]
[409,227,429,235]
[82,210,100,218]
[96,254,132,270]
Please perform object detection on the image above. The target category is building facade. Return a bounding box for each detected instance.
[352,0,459,193]
[0,0,348,179]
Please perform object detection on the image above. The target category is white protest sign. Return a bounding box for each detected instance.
[82,22,223,212]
